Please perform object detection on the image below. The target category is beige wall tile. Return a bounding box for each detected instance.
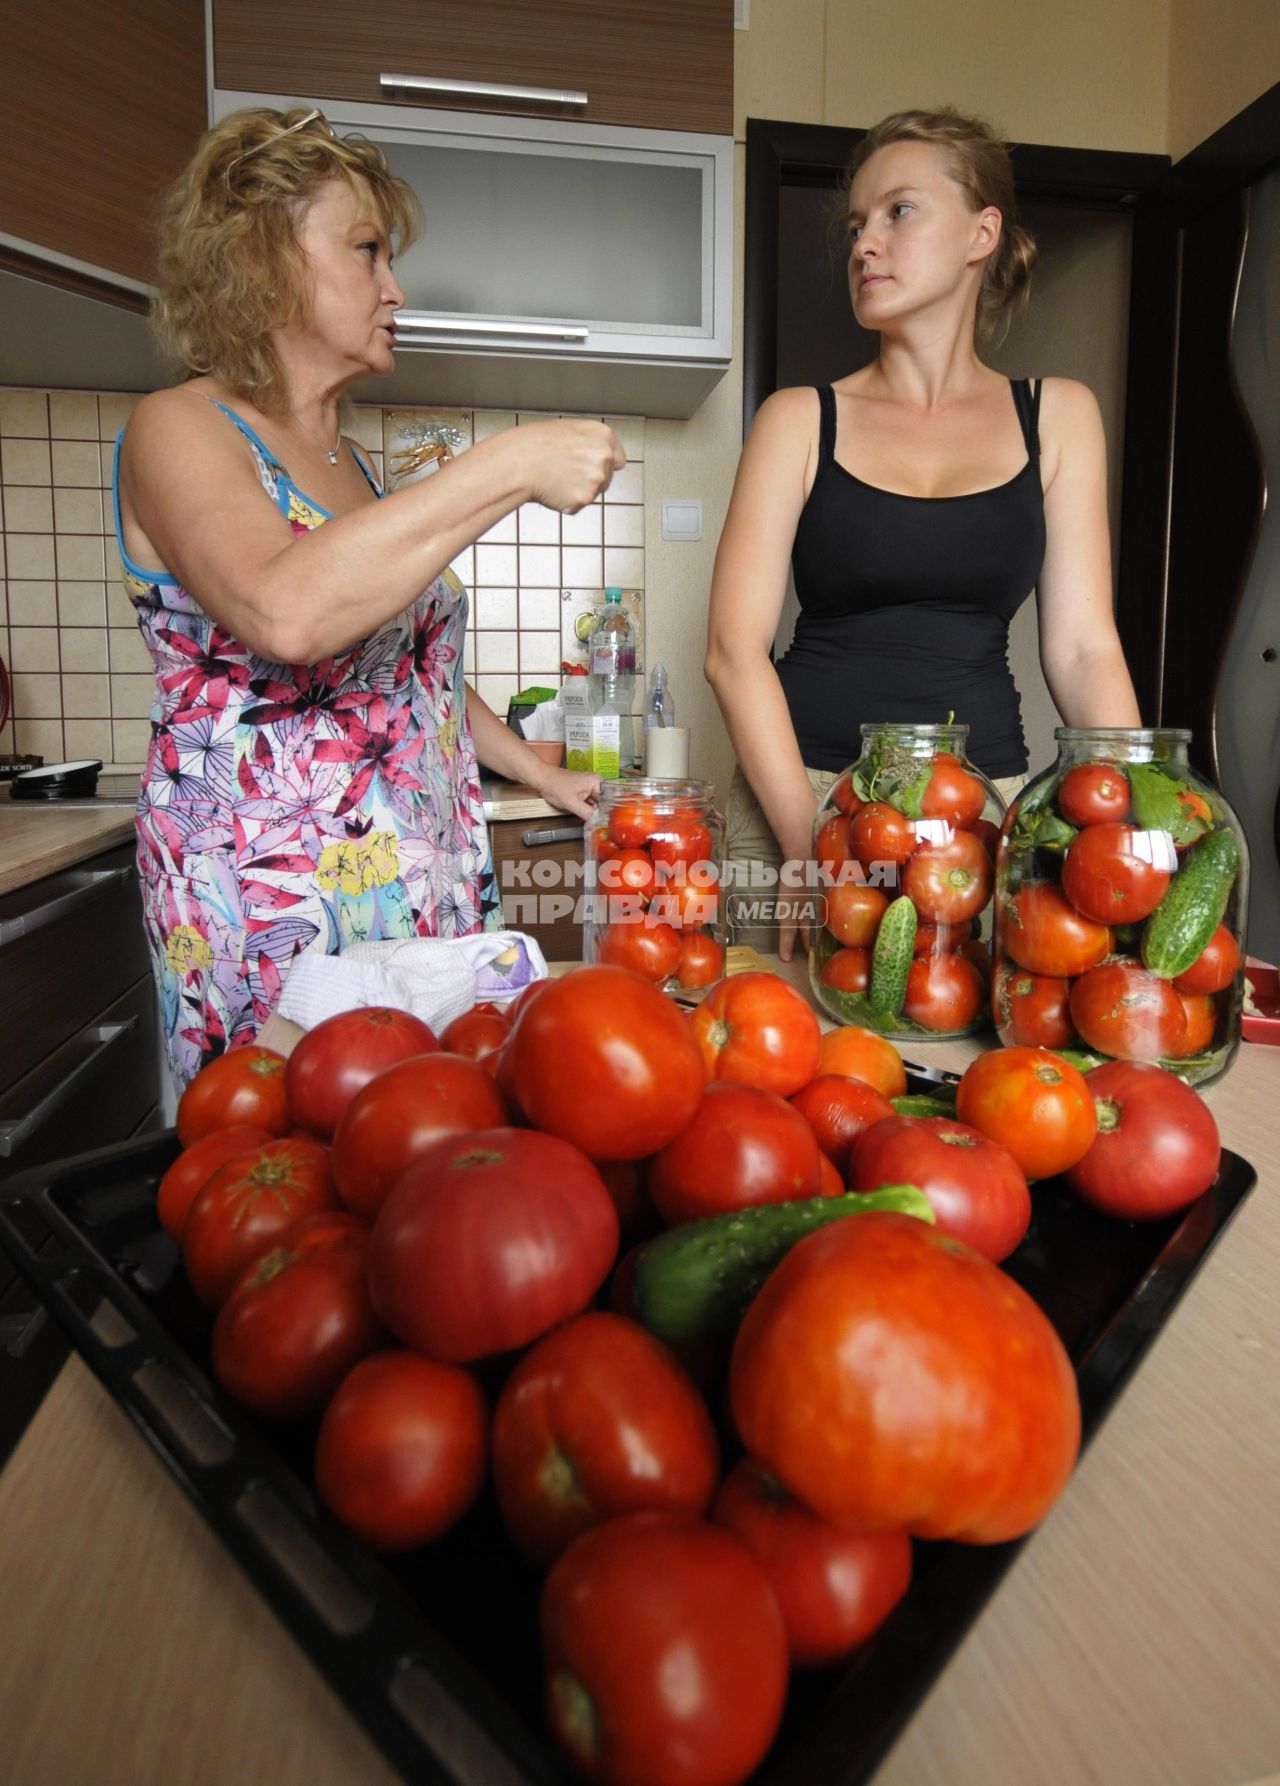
[518,504,560,545]
[11,671,61,715]
[53,487,104,533]
[112,718,152,764]
[15,718,64,757]
[110,673,156,718]
[99,443,116,485]
[519,588,561,630]
[98,394,142,438]
[562,505,602,546]
[473,672,517,711]
[474,631,519,674]
[517,545,560,586]
[49,393,99,439]
[58,583,107,627]
[451,546,474,586]
[2,438,52,484]
[10,627,59,672]
[8,582,56,625]
[604,416,646,460]
[604,548,644,586]
[604,505,644,548]
[56,535,106,579]
[478,512,517,544]
[0,391,50,437]
[473,410,516,443]
[3,487,53,532]
[562,545,604,586]
[605,460,644,503]
[64,718,115,760]
[61,631,109,672]
[7,536,55,579]
[109,628,152,672]
[62,673,110,717]
[50,440,101,487]
[519,633,563,678]
[475,588,518,629]
[475,543,518,585]
[107,583,136,627]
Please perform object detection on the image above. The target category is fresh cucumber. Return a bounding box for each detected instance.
[868,896,918,1016]
[1141,827,1241,978]
[891,1091,957,1117]
[632,1185,934,1343]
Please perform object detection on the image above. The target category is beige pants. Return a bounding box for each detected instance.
[723,763,1027,951]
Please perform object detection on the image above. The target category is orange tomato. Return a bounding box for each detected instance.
[955,1046,1096,1180]
[815,1025,908,1100]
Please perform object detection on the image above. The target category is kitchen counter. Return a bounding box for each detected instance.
[1,961,1278,1786]
[481,776,561,823]
[0,785,137,896]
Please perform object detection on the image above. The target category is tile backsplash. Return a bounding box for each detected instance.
[0,388,644,769]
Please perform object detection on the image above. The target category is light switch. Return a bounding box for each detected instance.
[661,499,703,542]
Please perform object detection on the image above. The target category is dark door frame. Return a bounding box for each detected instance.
[743,88,1280,756]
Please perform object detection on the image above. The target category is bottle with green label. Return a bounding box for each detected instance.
[992,727,1249,1087]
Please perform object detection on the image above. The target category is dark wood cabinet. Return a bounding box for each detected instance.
[486,816,585,961]
[0,0,207,292]
[213,0,733,136]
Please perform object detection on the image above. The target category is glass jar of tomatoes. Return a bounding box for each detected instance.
[808,722,1004,1039]
[583,777,727,991]
[993,727,1248,1085]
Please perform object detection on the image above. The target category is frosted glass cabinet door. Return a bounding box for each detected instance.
[213,93,732,367]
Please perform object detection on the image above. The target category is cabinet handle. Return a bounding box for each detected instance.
[521,825,584,846]
[0,1019,138,1158]
[394,313,589,343]
[0,866,133,950]
[380,72,588,108]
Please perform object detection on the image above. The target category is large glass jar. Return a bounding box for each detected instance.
[808,722,1005,1039]
[583,777,727,991]
[993,728,1249,1085]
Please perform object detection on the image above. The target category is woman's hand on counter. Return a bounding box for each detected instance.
[531,765,601,822]
[466,683,599,819]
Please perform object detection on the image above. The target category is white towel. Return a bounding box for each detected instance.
[275,931,550,1036]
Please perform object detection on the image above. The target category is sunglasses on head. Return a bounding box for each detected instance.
[224,109,337,191]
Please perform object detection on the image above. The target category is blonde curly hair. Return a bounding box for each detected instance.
[152,108,421,414]
[844,108,1037,341]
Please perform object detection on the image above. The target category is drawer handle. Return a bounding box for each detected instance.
[520,825,584,846]
[379,71,588,108]
[394,313,589,344]
[0,866,133,950]
[0,1019,138,1158]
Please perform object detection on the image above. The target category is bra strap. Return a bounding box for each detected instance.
[1011,377,1042,466]
[816,386,837,474]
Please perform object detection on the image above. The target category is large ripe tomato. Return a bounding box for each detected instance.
[330,1052,508,1218]
[607,798,662,850]
[921,753,986,829]
[848,1114,1030,1261]
[1057,762,1130,826]
[176,1046,289,1146]
[182,1136,337,1308]
[902,953,985,1033]
[711,1458,913,1667]
[491,1312,720,1567]
[541,1512,789,1786]
[438,1006,510,1070]
[1170,991,1217,1057]
[850,801,917,875]
[818,946,871,995]
[913,918,972,956]
[675,931,725,989]
[730,1211,1081,1542]
[648,1082,824,1224]
[829,769,863,817]
[1065,1060,1221,1220]
[1068,962,1187,1061]
[825,883,889,948]
[955,1046,1096,1180]
[1172,923,1239,995]
[903,830,992,924]
[599,919,682,984]
[156,1124,275,1240]
[649,815,714,879]
[367,1127,619,1361]
[999,881,1112,978]
[816,1025,907,1099]
[814,812,856,880]
[690,970,821,1098]
[285,1006,439,1138]
[506,966,705,1159]
[598,847,659,899]
[993,964,1074,1049]
[211,1211,384,1420]
[314,1350,488,1553]
[1060,822,1174,924]
[788,1074,895,1175]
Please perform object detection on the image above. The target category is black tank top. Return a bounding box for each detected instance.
[776,379,1046,777]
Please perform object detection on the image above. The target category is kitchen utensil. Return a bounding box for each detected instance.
[10,759,103,801]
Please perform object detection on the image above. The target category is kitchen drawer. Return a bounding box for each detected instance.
[487,817,585,962]
[0,975,160,1187]
[0,845,149,1096]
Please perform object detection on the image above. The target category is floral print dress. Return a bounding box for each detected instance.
[112,401,501,1089]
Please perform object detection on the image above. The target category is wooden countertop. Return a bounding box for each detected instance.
[481,779,561,823]
[2,961,1279,1786]
[0,794,137,896]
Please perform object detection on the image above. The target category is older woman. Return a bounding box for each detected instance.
[114,107,622,1085]
[706,108,1141,957]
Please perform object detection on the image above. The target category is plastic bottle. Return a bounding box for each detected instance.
[587,588,638,772]
[644,663,675,730]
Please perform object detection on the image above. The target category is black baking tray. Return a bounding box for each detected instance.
[0,1067,1256,1786]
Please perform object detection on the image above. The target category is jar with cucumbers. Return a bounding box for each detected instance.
[808,722,1005,1039]
[993,727,1248,1085]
